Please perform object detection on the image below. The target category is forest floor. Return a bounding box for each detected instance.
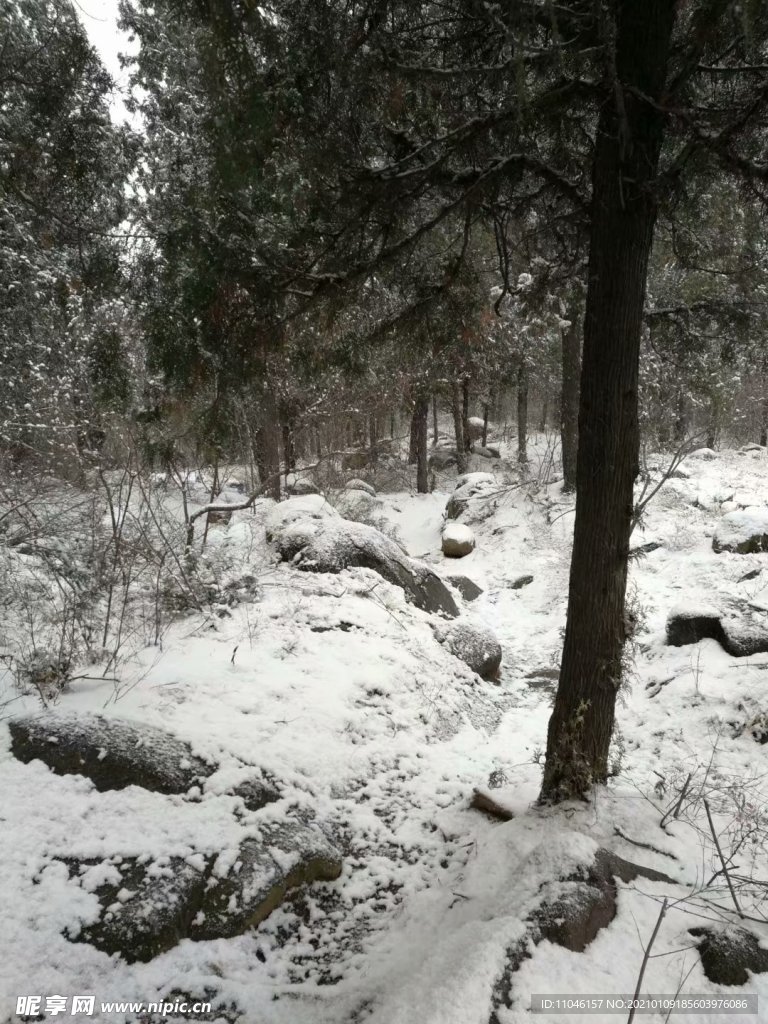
[1,440,768,1023]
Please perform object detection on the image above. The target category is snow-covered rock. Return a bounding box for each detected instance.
[345,478,376,496]
[466,416,486,442]
[712,507,768,553]
[72,823,342,962]
[428,447,458,470]
[286,476,319,496]
[439,618,502,679]
[445,472,498,521]
[265,495,338,542]
[442,522,476,558]
[471,444,500,459]
[445,574,483,602]
[270,515,459,617]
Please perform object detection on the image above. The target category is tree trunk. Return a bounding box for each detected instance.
[408,403,419,464]
[461,378,472,453]
[432,394,439,446]
[369,413,378,465]
[541,0,677,804]
[561,319,581,492]
[517,362,528,465]
[539,387,548,434]
[413,393,429,493]
[253,383,281,500]
[482,400,490,448]
[673,389,687,445]
[280,405,297,479]
[452,382,468,474]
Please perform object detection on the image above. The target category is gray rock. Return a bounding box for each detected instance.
[69,824,342,962]
[74,856,208,963]
[446,575,483,602]
[713,508,768,554]
[9,713,213,795]
[445,472,497,521]
[191,824,342,941]
[690,926,768,986]
[287,478,319,496]
[441,523,476,558]
[466,416,486,442]
[440,619,502,679]
[666,610,768,658]
[472,444,500,459]
[428,448,458,470]
[511,574,533,590]
[271,516,459,617]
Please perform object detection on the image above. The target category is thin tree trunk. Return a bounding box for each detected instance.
[517,362,528,465]
[541,0,677,804]
[561,319,580,492]
[539,388,548,434]
[673,389,687,445]
[432,394,439,446]
[452,382,468,474]
[369,413,378,465]
[461,378,472,452]
[413,393,429,493]
[280,406,297,479]
[482,400,490,448]
[253,383,281,500]
[409,403,419,464]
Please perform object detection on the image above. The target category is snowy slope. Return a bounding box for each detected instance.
[1,443,768,1024]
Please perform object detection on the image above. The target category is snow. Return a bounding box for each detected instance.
[713,506,768,549]
[1,443,768,1023]
[442,522,475,546]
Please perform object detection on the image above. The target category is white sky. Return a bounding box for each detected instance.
[73,0,137,123]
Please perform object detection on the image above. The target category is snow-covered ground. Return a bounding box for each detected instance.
[2,441,768,1024]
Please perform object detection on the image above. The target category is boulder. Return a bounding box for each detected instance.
[471,444,501,459]
[445,472,497,521]
[445,575,483,602]
[73,856,208,963]
[666,608,727,649]
[70,824,342,962]
[466,416,486,442]
[666,608,768,658]
[286,478,319,496]
[442,522,476,558]
[265,495,339,542]
[713,507,768,554]
[345,478,376,496]
[440,619,502,679]
[690,926,768,986]
[270,515,459,617]
[428,448,458,471]
[9,713,279,809]
[191,824,342,941]
[341,450,369,471]
[741,443,765,453]
[9,713,213,795]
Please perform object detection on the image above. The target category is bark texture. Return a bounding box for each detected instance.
[561,319,581,492]
[541,0,677,803]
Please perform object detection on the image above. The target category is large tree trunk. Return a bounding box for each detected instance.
[517,362,528,465]
[541,0,676,804]
[561,319,581,492]
[413,393,429,493]
[432,394,439,446]
[451,381,468,474]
